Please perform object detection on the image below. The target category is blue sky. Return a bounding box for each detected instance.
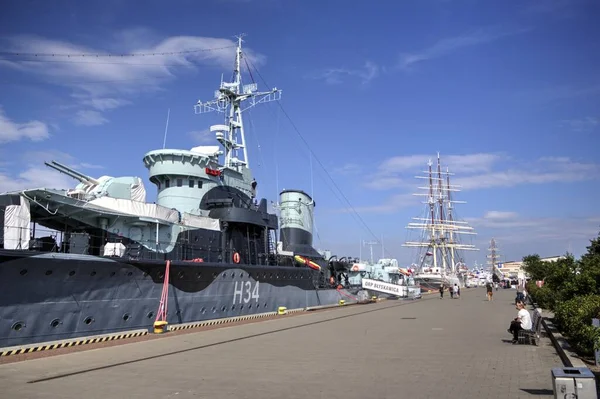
[0,0,599,266]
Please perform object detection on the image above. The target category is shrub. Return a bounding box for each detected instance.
[554,295,600,356]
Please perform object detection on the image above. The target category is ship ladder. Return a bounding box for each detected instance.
[268,230,277,254]
[153,260,171,334]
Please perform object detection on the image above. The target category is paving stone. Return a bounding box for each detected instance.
[0,288,563,398]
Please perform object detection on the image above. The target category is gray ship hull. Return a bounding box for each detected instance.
[0,250,350,347]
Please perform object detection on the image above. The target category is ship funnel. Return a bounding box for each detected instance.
[279,189,320,257]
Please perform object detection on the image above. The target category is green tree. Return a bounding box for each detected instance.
[522,254,546,281]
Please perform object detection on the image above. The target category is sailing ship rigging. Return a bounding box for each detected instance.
[403,153,479,291]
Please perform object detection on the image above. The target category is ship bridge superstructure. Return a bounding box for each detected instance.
[144,35,281,216]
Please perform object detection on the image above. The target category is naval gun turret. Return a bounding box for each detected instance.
[45,160,146,202]
[44,160,100,186]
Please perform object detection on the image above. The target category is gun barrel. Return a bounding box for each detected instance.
[48,160,100,185]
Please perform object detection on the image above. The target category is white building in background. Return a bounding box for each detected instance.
[497,255,566,281]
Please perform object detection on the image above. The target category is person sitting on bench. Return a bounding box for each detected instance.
[508,301,532,344]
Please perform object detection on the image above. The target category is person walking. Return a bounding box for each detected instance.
[486,282,493,301]
[439,283,444,299]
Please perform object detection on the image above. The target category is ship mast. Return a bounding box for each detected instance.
[403,154,479,277]
[194,34,282,172]
[487,238,500,277]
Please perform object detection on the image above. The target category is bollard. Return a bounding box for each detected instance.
[153,320,168,334]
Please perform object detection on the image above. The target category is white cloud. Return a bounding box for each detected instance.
[332,163,362,175]
[0,167,74,193]
[0,31,266,125]
[188,129,213,144]
[559,116,598,132]
[332,193,416,214]
[399,26,531,69]
[0,150,103,193]
[350,153,599,215]
[483,211,519,220]
[311,61,379,85]
[452,157,599,190]
[0,106,49,143]
[72,110,109,126]
[366,153,599,192]
[466,212,600,257]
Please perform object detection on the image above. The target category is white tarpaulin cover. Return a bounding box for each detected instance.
[87,196,220,231]
[3,196,30,250]
[102,242,126,257]
[180,212,220,231]
[87,197,180,223]
[130,181,146,202]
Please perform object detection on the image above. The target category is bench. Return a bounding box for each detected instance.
[518,309,542,345]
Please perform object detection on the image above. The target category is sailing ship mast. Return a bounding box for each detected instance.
[403,154,478,275]
[487,238,501,277]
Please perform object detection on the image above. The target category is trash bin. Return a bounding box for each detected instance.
[551,367,597,399]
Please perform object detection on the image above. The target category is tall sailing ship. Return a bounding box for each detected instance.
[403,154,479,292]
[0,36,358,348]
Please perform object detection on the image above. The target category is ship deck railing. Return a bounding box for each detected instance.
[0,225,283,265]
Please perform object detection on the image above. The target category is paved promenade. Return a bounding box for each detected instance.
[0,288,562,398]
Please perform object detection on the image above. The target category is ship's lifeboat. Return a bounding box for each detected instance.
[294,255,321,271]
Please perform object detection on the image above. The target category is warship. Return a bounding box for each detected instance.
[402,153,479,292]
[0,36,358,348]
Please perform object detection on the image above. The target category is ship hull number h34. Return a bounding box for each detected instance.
[233,281,260,305]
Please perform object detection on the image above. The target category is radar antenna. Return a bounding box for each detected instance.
[194,34,282,171]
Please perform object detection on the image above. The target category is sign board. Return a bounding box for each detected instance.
[361,278,404,297]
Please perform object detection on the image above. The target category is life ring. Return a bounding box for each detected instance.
[232,252,240,264]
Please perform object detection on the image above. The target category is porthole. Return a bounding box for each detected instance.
[45,270,52,276]
[196,272,202,279]
[212,273,217,278]
[143,272,148,277]
[231,305,235,310]
[211,307,216,313]
[158,272,164,279]
[110,271,116,277]
[50,319,60,328]
[11,321,25,331]
[178,271,184,278]
[263,303,267,308]
[127,272,133,277]
[221,306,226,312]
[84,317,94,325]
[20,269,27,276]
[147,311,154,319]
[90,271,96,276]
[122,313,130,321]
[201,307,206,314]
[240,304,244,309]
[248,304,252,309]
[68,270,76,276]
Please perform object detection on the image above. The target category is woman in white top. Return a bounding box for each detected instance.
[508,301,532,344]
